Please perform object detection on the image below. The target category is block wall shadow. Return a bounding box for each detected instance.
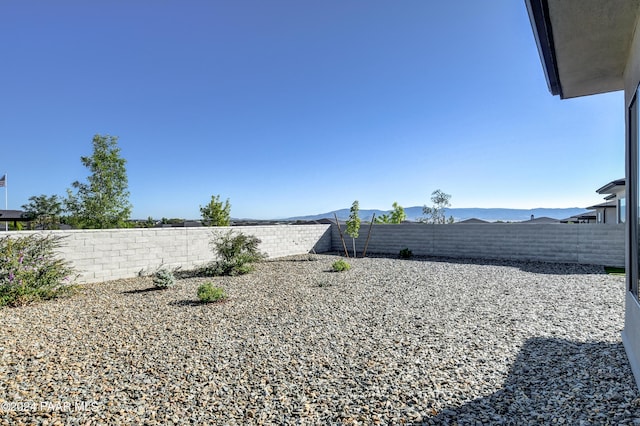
[363,253,609,276]
[428,337,639,424]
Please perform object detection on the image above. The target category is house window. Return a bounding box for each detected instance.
[620,197,626,224]
[597,211,603,223]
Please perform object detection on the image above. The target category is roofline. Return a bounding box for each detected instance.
[596,178,626,194]
[525,0,563,97]
[577,212,597,218]
[586,202,617,210]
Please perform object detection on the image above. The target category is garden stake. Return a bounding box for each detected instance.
[334,213,350,258]
[362,212,375,258]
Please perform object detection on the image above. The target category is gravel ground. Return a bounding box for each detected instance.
[0,253,638,425]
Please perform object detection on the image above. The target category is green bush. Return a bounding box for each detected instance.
[0,234,77,307]
[203,230,266,276]
[399,248,413,259]
[197,282,227,303]
[152,268,176,289]
[332,259,351,272]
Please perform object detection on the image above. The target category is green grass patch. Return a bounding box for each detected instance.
[604,266,625,276]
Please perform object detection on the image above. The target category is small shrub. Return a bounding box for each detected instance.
[152,268,176,289]
[0,234,77,307]
[399,248,413,259]
[332,259,351,272]
[316,279,333,287]
[197,282,227,303]
[204,230,266,276]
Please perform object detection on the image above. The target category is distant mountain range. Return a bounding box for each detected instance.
[285,207,590,223]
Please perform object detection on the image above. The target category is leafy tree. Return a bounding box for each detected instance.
[422,189,454,224]
[375,213,392,224]
[161,217,185,225]
[65,135,132,228]
[21,194,63,230]
[390,201,407,223]
[139,216,157,228]
[375,202,407,224]
[346,200,361,257]
[200,195,231,226]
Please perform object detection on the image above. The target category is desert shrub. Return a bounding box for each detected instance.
[0,234,77,307]
[316,279,333,287]
[204,230,266,276]
[152,268,176,289]
[399,248,413,259]
[197,282,227,303]
[332,259,351,272]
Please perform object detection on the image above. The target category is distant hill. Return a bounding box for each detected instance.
[285,207,590,223]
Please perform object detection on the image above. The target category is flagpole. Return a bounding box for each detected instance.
[3,173,6,232]
[4,173,7,232]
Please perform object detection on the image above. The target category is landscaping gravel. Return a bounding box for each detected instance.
[0,253,638,425]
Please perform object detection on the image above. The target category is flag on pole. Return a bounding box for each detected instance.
[1,174,5,231]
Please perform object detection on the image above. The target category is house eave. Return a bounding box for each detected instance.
[596,178,626,194]
[525,0,562,97]
[525,0,639,100]
[586,202,617,210]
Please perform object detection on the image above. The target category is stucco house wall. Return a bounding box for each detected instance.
[622,10,640,391]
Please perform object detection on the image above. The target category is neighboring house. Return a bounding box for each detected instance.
[456,218,489,224]
[576,212,597,224]
[586,201,618,224]
[560,212,597,224]
[596,178,626,224]
[526,0,640,387]
[0,209,32,229]
[586,179,627,224]
[155,220,204,228]
[520,216,559,224]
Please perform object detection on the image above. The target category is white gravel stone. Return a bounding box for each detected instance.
[0,253,638,424]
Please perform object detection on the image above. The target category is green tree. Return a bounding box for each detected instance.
[141,216,156,228]
[161,217,185,225]
[200,195,231,226]
[422,189,454,224]
[390,202,407,223]
[65,134,132,228]
[375,202,406,224]
[21,194,63,230]
[346,200,361,257]
[375,213,392,224]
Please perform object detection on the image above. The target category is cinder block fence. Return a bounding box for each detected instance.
[4,225,332,283]
[2,223,624,284]
[332,223,625,267]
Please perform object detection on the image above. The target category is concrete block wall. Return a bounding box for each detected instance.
[3,222,623,284]
[332,223,625,267]
[3,225,331,283]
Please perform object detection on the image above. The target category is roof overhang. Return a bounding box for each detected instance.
[586,202,617,210]
[577,211,597,219]
[596,178,626,194]
[526,0,640,99]
[0,210,31,222]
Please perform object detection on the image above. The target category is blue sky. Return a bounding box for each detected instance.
[0,1,624,219]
